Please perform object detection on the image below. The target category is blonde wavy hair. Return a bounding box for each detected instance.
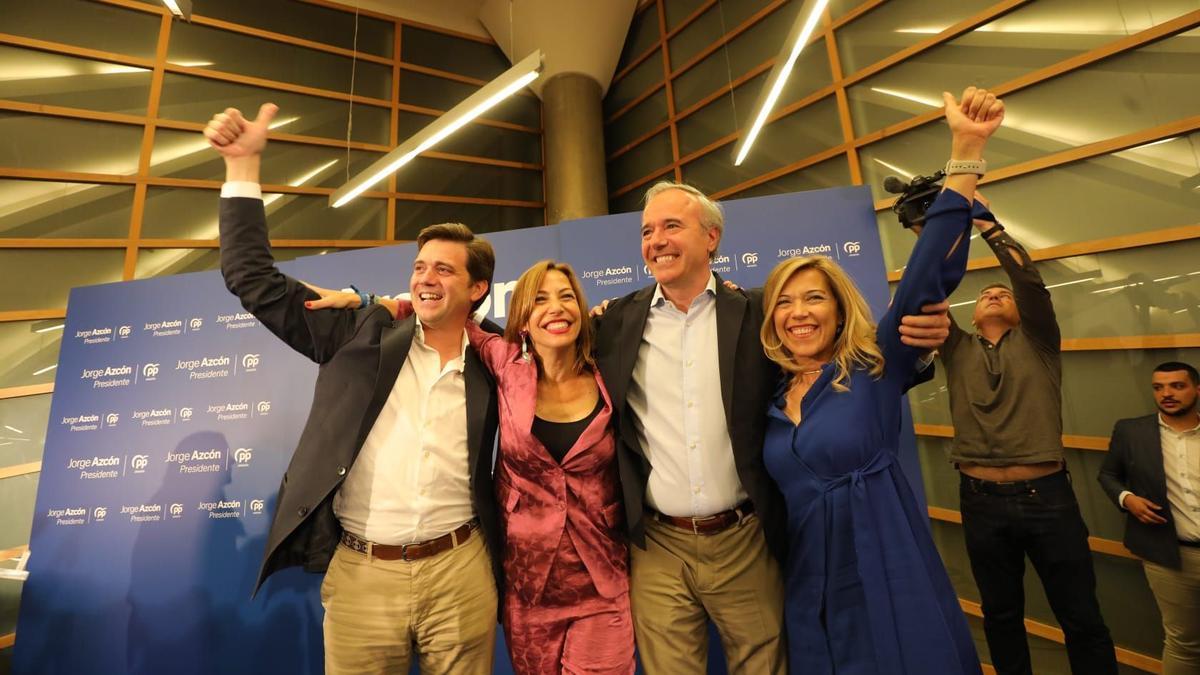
[760,256,884,392]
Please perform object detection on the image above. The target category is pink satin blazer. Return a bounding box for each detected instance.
[466,321,629,606]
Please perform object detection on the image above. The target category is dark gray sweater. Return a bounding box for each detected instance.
[941,226,1063,466]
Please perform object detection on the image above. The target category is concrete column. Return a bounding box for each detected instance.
[541,72,608,225]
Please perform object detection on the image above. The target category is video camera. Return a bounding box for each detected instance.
[884,171,945,229]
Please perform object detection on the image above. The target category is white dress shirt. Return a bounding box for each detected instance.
[334,320,475,544]
[627,274,748,517]
[1119,414,1200,542]
[222,181,475,544]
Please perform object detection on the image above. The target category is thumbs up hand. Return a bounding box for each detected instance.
[204,103,278,160]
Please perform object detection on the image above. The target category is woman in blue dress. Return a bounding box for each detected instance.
[759,86,1004,674]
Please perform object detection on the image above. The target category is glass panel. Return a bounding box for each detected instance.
[0,321,63,390]
[0,113,142,175]
[604,56,664,119]
[610,170,674,215]
[828,0,869,22]
[0,394,50,467]
[168,0,394,57]
[835,0,998,75]
[167,23,391,100]
[680,96,843,194]
[0,45,151,115]
[401,26,509,80]
[929,238,1200,341]
[909,347,1200,437]
[676,71,765,157]
[608,130,674,193]
[394,202,544,239]
[141,187,387,241]
[133,248,221,278]
[876,132,1200,272]
[728,154,852,199]
[859,122,1042,202]
[399,70,541,129]
[0,180,132,239]
[664,0,709,31]
[398,112,542,164]
[272,248,346,263]
[859,28,1200,198]
[0,474,38,553]
[846,0,1139,135]
[668,0,777,69]
[149,129,384,189]
[395,159,542,202]
[4,0,160,60]
[605,90,670,155]
[0,250,124,310]
[617,5,662,71]
[158,73,391,146]
[673,26,831,113]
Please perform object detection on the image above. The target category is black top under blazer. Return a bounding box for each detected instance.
[218,197,503,596]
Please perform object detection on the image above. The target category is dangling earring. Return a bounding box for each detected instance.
[520,330,531,362]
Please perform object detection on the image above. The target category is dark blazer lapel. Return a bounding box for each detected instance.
[714,275,747,429]
[612,285,655,408]
[353,316,416,450]
[464,347,495,476]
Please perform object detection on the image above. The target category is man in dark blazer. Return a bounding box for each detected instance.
[206,103,502,675]
[1100,361,1200,673]
[592,181,950,674]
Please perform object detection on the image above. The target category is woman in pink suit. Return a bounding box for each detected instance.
[320,260,635,675]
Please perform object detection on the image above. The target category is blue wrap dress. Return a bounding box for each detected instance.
[763,189,981,674]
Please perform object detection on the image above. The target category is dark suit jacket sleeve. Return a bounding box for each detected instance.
[1099,419,1132,507]
[219,197,364,364]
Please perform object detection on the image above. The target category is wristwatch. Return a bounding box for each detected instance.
[944,159,986,176]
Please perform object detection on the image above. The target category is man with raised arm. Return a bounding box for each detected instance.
[936,193,1117,675]
[206,103,503,675]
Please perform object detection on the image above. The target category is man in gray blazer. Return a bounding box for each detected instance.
[1100,361,1200,674]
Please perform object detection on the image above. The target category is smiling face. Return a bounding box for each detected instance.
[523,270,583,353]
[772,267,841,366]
[409,238,487,329]
[973,284,1019,328]
[1153,369,1200,418]
[641,188,719,291]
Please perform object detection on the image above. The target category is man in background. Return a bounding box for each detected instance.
[1100,362,1200,674]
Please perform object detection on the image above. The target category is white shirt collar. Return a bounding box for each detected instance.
[413,317,468,373]
[1158,411,1200,434]
[651,272,718,308]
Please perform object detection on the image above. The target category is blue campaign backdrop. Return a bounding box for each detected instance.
[14,185,926,674]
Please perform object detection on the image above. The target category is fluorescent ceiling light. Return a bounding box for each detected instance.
[732,0,829,166]
[32,364,57,376]
[161,0,192,19]
[331,50,543,208]
[34,324,64,333]
[3,425,22,434]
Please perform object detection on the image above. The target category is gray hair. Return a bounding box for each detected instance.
[642,181,725,259]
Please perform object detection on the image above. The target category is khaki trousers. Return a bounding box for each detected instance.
[1145,546,1200,675]
[630,513,786,674]
[320,532,498,675]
